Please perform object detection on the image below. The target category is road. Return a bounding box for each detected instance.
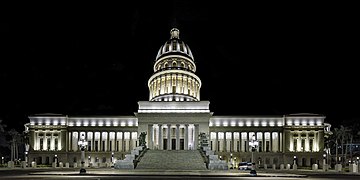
[0,169,359,180]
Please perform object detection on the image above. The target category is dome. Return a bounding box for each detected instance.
[155,28,194,61]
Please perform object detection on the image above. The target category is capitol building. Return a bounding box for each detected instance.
[25,28,331,169]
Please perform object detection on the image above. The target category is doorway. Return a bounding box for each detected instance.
[180,139,184,150]
[163,139,168,150]
[172,139,176,150]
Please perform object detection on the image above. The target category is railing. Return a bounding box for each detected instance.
[198,147,209,169]
[134,147,148,169]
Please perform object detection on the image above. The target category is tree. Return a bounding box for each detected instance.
[8,129,21,162]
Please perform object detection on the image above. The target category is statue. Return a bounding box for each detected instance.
[199,132,209,148]
[139,132,147,147]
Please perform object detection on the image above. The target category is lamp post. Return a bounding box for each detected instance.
[111,152,114,166]
[249,135,259,170]
[54,154,58,167]
[357,157,359,165]
[77,134,88,174]
[230,153,233,169]
[323,153,327,171]
[234,157,237,169]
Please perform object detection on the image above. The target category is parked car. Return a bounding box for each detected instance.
[238,162,252,170]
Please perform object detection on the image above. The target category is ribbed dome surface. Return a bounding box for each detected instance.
[155,28,194,61]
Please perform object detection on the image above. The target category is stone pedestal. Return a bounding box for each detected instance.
[349,164,358,173]
[31,161,37,168]
[312,164,318,170]
[264,164,267,169]
[65,162,69,168]
[272,164,276,170]
[286,164,291,170]
[59,162,63,168]
[73,163,77,168]
[335,164,342,172]
[323,164,328,171]
[7,161,14,168]
[293,164,297,170]
[21,161,27,168]
[52,162,56,168]
[280,164,284,170]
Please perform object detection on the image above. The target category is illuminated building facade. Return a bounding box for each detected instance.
[25,28,331,168]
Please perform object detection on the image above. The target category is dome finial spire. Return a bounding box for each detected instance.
[170,28,180,39]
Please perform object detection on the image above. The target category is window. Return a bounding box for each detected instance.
[87,141,91,151]
[309,139,313,152]
[47,138,50,150]
[301,139,305,152]
[55,139,58,151]
[109,142,112,151]
[40,138,43,150]
[102,141,105,151]
[294,139,297,152]
[95,141,99,151]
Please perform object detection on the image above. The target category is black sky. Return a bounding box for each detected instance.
[1,2,358,131]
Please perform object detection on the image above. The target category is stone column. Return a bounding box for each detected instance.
[107,131,110,152]
[167,124,171,150]
[185,124,189,150]
[99,131,102,152]
[194,124,199,150]
[231,132,234,152]
[215,131,218,152]
[159,124,163,150]
[270,131,273,152]
[148,124,153,149]
[262,132,265,152]
[176,124,180,150]
[246,132,250,152]
[130,131,133,150]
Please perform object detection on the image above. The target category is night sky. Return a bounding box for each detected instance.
[1,2,358,132]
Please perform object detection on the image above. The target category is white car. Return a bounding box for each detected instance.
[238,162,252,170]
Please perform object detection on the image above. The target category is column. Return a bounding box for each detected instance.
[231,132,234,152]
[148,124,153,149]
[114,131,118,152]
[99,131,102,152]
[69,132,72,151]
[185,124,189,150]
[215,132,218,152]
[246,132,250,152]
[158,124,163,150]
[270,131,273,152]
[223,132,227,152]
[130,131,133,150]
[261,131,264,152]
[65,130,69,152]
[194,124,199,150]
[92,131,95,152]
[176,124,180,150]
[167,124,171,150]
[107,131,110,152]
[122,131,125,152]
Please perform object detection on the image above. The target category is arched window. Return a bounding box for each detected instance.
[181,62,185,69]
[188,65,192,70]
[172,61,177,67]
[164,62,168,68]
[158,64,161,70]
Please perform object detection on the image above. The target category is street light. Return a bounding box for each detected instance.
[77,134,88,174]
[111,152,114,165]
[357,157,359,165]
[230,153,233,169]
[249,135,259,170]
[234,157,237,169]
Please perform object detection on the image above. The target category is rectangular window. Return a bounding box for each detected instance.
[87,141,92,151]
[109,142,112,151]
[102,141,105,151]
[258,141,262,152]
[294,139,297,152]
[309,139,313,152]
[95,141,99,151]
[244,141,247,152]
[116,141,119,152]
[266,141,270,152]
[237,141,240,152]
[47,138,50,150]
[301,139,305,152]
[40,139,43,150]
[54,139,58,151]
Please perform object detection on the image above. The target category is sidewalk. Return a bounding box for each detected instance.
[29,168,307,177]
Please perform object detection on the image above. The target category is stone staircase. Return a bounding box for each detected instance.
[136,150,207,170]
